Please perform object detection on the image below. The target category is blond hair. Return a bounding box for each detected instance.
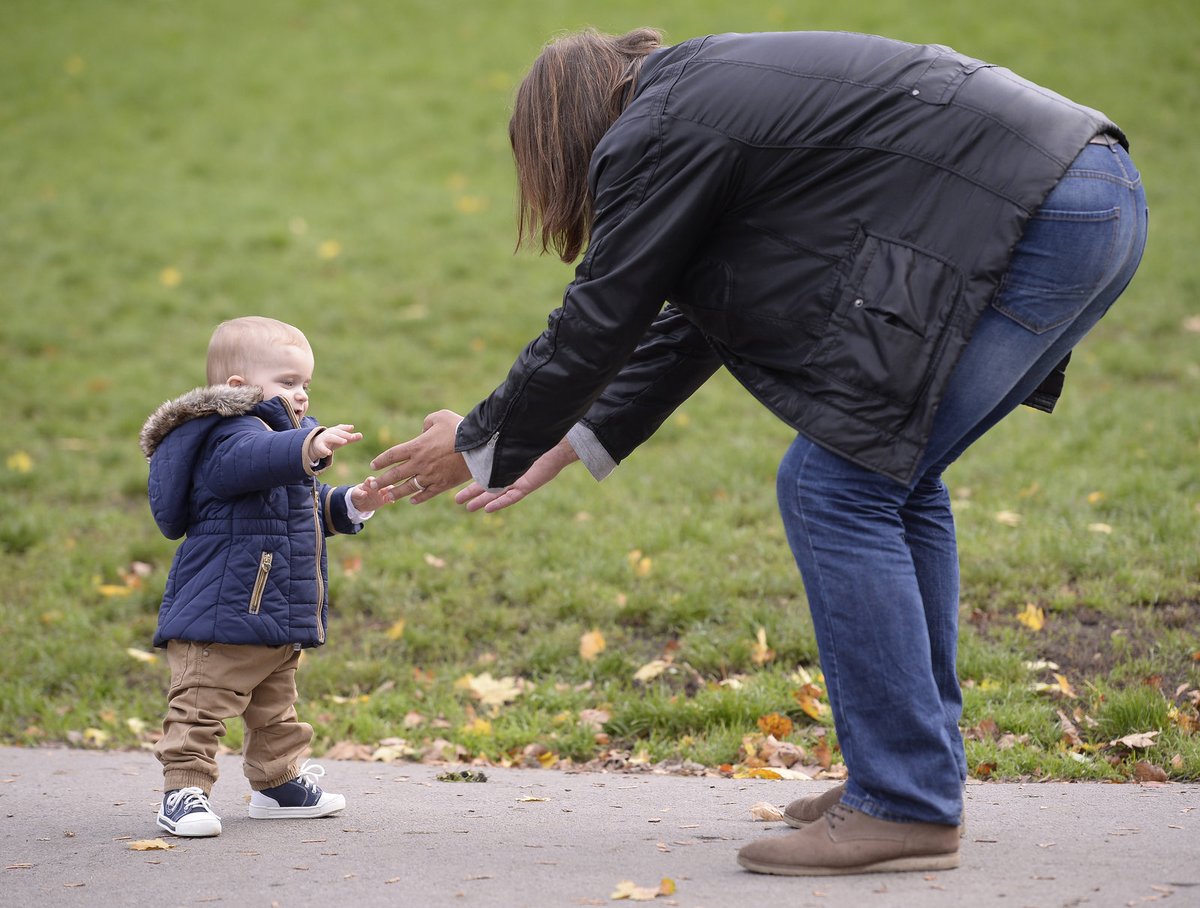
[206,316,311,385]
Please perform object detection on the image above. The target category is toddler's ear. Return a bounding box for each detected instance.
[226,375,245,387]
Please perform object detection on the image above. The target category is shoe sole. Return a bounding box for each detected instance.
[156,814,221,837]
[785,813,967,838]
[247,794,346,819]
[737,850,960,876]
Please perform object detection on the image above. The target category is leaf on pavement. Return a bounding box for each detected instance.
[749,801,785,821]
[610,878,676,901]
[128,839,175,851]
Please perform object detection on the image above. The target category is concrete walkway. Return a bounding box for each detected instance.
[2,746,1197,907]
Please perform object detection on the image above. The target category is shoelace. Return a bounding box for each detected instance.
[825,802,854,828]
[295,760,326,792]
[166,786,212,813]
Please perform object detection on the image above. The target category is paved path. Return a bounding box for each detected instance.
[2,746,1197,907]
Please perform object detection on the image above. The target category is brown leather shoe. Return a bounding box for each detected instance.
[784,782,966,837]
[737,803,960,875]
[782,783,846,828]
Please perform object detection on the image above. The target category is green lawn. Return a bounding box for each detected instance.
[1,0,1197,782]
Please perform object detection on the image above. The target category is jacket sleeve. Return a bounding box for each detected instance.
[579,304,722,464]
[455,114,742,488]
[321,484,364,536]
[200,418,319,499]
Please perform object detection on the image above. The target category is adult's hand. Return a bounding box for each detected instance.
[454,437,579,513]
[371,409,473,504]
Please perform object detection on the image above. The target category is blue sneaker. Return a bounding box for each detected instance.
[248,761,346,819]
[157,787,222,837]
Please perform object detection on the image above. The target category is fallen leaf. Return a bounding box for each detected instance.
[127,839,175,851]
[125,647,159,665]
[995,510,1021,527]
[1114,731,1160,749]
[1016,603,1045,631]
[633,660,670,683]
[751,627,775,665]
[423,553,446,569]
[579,629,606,662]
[1087,523,1113,535]
[455,672,528,708]
[517,796,549,802]
[749,801,784,821]
[610,878,676,901]
[385,618,407,641]
[1133,761,1168,783]
[317,239,342,260]
[757,712,794,739]
[578,708,611,731]
[159,267,182,288]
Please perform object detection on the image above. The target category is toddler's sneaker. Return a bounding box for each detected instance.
[157,786,222,837]
[248,760,346,819]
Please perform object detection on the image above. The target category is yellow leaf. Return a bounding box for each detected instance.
[83,728,109,747]
[97,584,132,598]
[610,879,669,901]
[658,879,676,896]
[6,451,33,473]
[517,796,549,802]
[633,659,670,683]
[537,750,557,768]
[125,647,159,664]
[127,839,175,851]
[463,717,493,736]
[1016,603,1045,631]
[454,195,487,214]
[995,510,1022,527]
[1086,490,1106,504]
[1087,523,1113,534]
[459,672,526,708]
[1053,673,1077,698]
[126,717,147,735]
[64,55,86,76]
[579,628,606,662]
[386,618,407,641]
[159,266,182,288]
[751,626,775,666]
[317,239,342,260]
[733,767,783,780]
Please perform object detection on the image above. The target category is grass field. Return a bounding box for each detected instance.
[1,0,1197,783]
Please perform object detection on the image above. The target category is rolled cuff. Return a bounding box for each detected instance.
[566,423,617,482]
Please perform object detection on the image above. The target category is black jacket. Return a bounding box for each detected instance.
[457,32,1123,486]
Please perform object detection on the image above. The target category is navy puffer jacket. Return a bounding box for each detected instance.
[139,385,363,648]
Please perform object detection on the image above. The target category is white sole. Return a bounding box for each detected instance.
[156,814,222,837]
[247,793,346,819]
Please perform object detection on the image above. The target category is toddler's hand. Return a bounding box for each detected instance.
[312,424,362,459]
[352,476,393,512]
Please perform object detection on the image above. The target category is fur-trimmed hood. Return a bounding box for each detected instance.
[139,384,264,461]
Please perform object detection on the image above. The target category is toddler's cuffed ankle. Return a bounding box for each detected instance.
[163,770,216,795]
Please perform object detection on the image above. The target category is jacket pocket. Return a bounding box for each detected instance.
[806,231,963,404]
[248,551,273,615]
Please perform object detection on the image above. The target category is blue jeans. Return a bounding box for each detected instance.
[776,142,1148,825]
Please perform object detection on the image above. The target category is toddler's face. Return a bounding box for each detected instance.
[236,344,315,422]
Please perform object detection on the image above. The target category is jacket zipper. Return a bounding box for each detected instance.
[249,552,273,614]
[312,483,325,642]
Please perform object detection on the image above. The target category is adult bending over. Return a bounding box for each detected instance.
[373,28,1147,875]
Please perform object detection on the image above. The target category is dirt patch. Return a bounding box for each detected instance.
[967,599,1199,695]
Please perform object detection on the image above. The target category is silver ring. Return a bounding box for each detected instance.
[410,476,426,493]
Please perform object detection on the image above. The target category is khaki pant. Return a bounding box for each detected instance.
[154,641,313,795]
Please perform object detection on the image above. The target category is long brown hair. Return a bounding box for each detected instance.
[509,27,664,262]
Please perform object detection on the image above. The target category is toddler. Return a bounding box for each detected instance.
[138,316,392,837]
